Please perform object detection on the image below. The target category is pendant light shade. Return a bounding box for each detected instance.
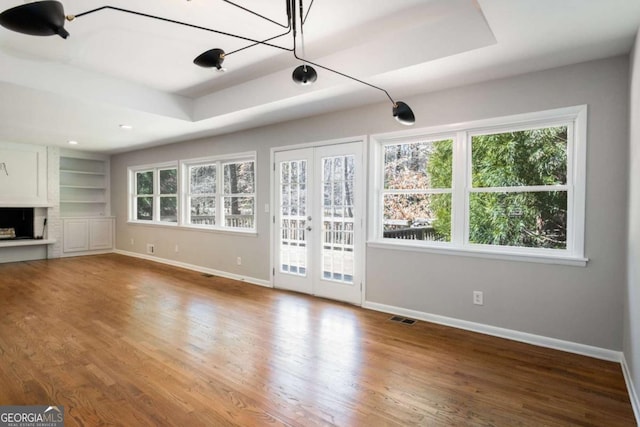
[292,64,317,85]
[193,48,226,70]
[392,101,415,126]
[0,1,69,39]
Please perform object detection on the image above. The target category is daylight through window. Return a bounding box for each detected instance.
[128,153,256,232]
[372,106,586,262]
[132,166,177,223]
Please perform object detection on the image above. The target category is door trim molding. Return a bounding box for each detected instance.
[270,135,368,306]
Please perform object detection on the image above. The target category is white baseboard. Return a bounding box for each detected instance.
[109,253,622,362]
[621,354,640,425]
[363,301,622,363]
[104,253,637,422]
[113,249,272,288]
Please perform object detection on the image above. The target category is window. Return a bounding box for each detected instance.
[134,170,153,221]
[382,138,453,242]
[129,153,256,232]
[182,153,256,231]
[222,161,255,229]
[187,163,217,226]
[131,165,178,223]
[372,106,587,264]
[159,168,178,223]
[469,126,567,249]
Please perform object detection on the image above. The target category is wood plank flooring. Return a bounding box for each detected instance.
[0,254,635,426]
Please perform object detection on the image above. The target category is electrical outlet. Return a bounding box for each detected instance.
[236,256,242,265]
[147,243,155,255]
[473,291,484,306]
[130,238,134,245]
[175,244,179,253]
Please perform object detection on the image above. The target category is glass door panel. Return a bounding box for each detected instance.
[321,154,355,283]
[273,142,363,305]
[280,159,308,276]
[274,149,314,294]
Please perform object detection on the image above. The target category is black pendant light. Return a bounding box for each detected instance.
[194,48,226,70]
[286,0,415,125]
[392,102,416,126]
[0,0,416,126]
[292,64,317,85]
[0,1,69,39]
[290,0,318,86]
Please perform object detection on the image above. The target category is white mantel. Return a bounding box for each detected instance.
[0,142,59,263]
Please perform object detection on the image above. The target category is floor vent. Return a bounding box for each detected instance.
[202,273,214,278]
[389,315,417,325]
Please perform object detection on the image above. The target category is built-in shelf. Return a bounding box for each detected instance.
[0,239,56,248]
[58,151,113,256]
[59,152,110,218]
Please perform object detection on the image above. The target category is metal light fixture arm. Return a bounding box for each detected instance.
[69,5,291,53]
[289,0,396,106]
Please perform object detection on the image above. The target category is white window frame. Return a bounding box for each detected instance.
[181,152,257,233]
[128,153,257,233]
[369,105,588,266]
[221,159,256,230]
[379,134,455,246]
[184,161,218,227]
[158,167,179,223]
[128,162,179,225]
[132,168,154,221]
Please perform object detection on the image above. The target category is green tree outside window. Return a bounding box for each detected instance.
[427,126,568,248]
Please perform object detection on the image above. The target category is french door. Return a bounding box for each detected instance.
[273,141,364,305]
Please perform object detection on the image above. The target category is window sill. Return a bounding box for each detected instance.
[367,240,588,267]
[127,221,258,237]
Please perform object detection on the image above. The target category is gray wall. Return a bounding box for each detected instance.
[112,55,629,351]
[625,29,640,407]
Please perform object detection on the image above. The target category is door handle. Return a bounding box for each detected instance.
[307,216,312,221]
[306,226,312,231]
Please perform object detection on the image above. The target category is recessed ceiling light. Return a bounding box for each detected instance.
[68,140,78,145]
[119,124,133,130]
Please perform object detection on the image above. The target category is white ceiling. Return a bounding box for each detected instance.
[0,0,639,154]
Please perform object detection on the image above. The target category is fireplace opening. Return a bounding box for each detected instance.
[0,208,34,239]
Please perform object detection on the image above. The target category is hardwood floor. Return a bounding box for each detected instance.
[0,254,635,426]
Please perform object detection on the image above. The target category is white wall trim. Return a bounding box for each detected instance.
[114,249,272,288]
[367,241,588,267]
[107,250,636,420]
[368,105,588,263]
[115,248,623,363]
[269,135,369,294]
[621,353,640,424]
[363,301,622,362]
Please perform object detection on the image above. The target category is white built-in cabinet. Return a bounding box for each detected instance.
[59,150,114,256]
[62,217,113,253]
